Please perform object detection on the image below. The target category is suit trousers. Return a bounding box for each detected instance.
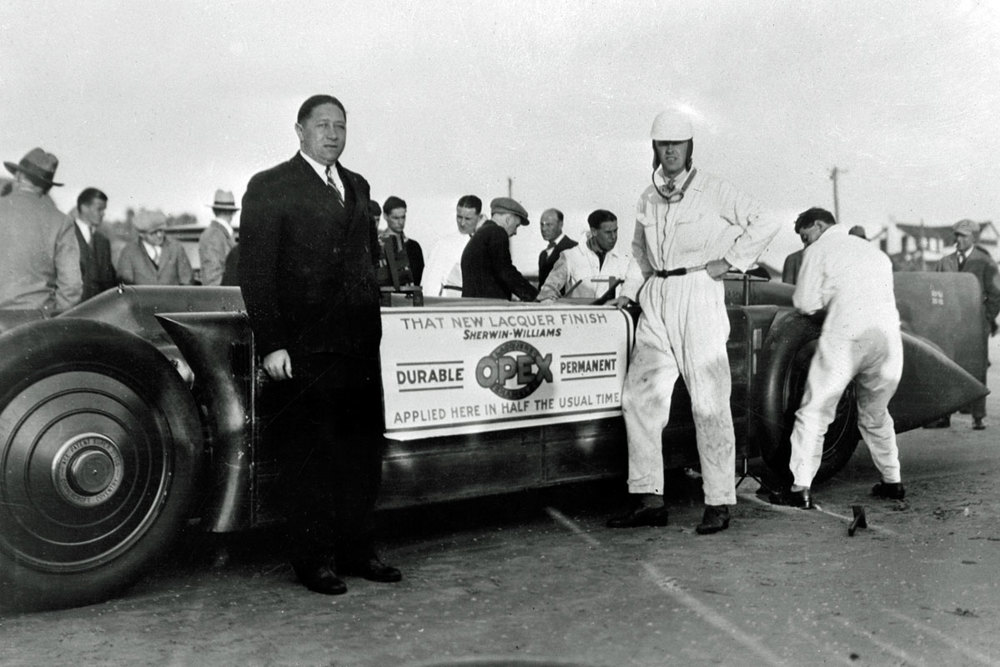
[269,353,386,565]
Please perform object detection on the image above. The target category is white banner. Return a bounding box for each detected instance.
[381,305,634,440]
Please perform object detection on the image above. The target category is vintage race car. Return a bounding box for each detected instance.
[0,272,987,610]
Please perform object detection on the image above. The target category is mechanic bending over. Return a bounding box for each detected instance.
[536,209,641,303]
[607,110,780,534]
[770,207,906,509]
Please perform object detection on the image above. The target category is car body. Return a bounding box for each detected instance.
[0,272,988,610]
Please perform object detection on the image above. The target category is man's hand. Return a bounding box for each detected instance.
[263,349,293,381]
[705,259,732,280]
[609,296,633,309]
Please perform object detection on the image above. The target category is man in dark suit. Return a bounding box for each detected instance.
[70,187,117,301]
[461,197,538,301]
[537,208,577,287]
[932,219,1000,430]
[239,94,400,596]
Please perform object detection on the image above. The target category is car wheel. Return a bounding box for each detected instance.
[756,314,860,485]
[0,318,202,610]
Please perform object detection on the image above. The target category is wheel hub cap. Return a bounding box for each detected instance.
[52,433,124,507]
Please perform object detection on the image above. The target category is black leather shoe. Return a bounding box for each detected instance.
[606,505,669,528]
[292,561,348,595]
[769,488,813,509]
[695,505,730,534]
[974,418,986,431]
[871,481,905,500]
[338,557,402,583]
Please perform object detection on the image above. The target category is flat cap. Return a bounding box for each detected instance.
[491,197,529,225]
[133,209,168,232]
[953,219,979,237]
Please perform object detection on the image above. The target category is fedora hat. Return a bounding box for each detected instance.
[4,147,62,187]
[208,189,240,211]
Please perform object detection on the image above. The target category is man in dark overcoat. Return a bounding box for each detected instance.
[934,219,1000,429]
[461,197,538,301]
[239,94,400,595]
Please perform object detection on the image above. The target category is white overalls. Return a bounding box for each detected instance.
[621,168,778,506]
[789,224,903,487]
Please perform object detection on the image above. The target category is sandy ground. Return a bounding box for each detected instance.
[1,339,999,667]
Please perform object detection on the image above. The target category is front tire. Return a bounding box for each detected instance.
[0,319,202,610]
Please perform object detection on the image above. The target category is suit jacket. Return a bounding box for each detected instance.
[461,220,538,301]
[936,245,1000,330]
[239,153,380,375]
[221,244,240,286]
[0,188,82,311]
[116,237,193,286]
[198,219,237,286]
[538,235,578,287]
[73,221,117,300]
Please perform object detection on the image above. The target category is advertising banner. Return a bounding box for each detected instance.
[381,305,633,440]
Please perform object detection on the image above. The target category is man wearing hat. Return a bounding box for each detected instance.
[116,209,193,285]
[461,196,538,301]
[933,219,1000,430]
[199,189,239,286]
[607,110,779,534]
[0,147,82,312]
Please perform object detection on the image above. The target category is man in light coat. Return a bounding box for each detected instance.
[0,147,81,312]
[421,195,483,297]
[537,209,638,302]
[116,209,193,285]
[607,110,779,534]
[198,189,239,286]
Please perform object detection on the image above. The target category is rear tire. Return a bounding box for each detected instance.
[0,319,202,610]
[756,314,860,485]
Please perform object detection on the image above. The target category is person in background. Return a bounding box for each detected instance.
[116,209,193,285]
[771,207,905,508]
[0,147,81,312]
[607,110,779,535]
[381,195,424,285]
[929,219,1000,430]
[782,246,804,285]
[461,197,538,301]
[71,187,117,300]
[421,194,483,297]
[538,208,577,287]
[537,209,638,303]
[239,93,399,596]
[199,189,239,286]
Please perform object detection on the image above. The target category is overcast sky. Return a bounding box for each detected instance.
[3,0,998,268]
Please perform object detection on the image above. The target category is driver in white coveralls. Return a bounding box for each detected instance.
[607,110,780,534]
[770,207,905,509]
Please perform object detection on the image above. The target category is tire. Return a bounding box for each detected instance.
[0,318,203,610]
[755,313,860,485]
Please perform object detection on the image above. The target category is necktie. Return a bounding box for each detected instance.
[325,166,344,205]
[548,240,557,249]
[958,251,966,269]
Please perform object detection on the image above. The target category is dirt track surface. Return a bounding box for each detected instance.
[2,340,1000,666]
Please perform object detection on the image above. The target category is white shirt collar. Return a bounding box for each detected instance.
[74,218,92,244]
[299,150,344,193]
[141,239,161,262]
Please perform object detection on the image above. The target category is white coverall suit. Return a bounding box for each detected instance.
[621,168,779,506]
[789,224,903,487]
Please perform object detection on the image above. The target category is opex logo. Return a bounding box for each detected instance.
[475,340,553,400]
